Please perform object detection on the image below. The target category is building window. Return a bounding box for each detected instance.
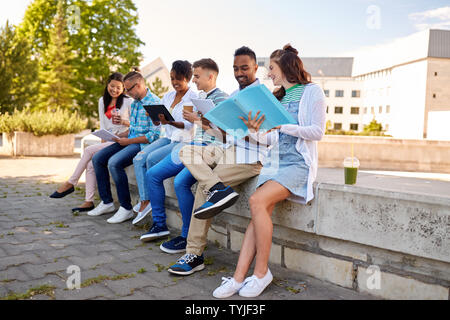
[335,90,344,97]
[434,72,438,76]
[385,124,389,131]
[324,90,330,97]
[350,124,359,131]
[433,94,437,98]
[351,107,360,115]
[352,90,360,98]
[371,107,375,114]
[364,107,368,114]
[326,106,329,114]
[386,105,391,113]
[334,106,343,114]
[379,106,383,113]
[334,123,342,130]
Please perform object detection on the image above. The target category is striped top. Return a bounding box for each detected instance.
[281,84,306,104]
[192,88,229,145]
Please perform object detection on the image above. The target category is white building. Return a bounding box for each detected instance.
[257,29,450,140]
[353,29,450,140]
[140,57,172,92]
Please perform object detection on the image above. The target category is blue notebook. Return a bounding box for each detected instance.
[204,84,296,139]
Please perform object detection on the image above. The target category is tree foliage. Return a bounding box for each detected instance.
[18,0,144,118]
[38,1,81,111]
[0,21,39,114]
[148,77,169,99]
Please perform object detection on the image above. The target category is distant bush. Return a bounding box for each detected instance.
[0,107,87,137]
[325,130,391,137]
[325,119,392,137]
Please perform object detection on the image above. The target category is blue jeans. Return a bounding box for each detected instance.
[146,143,201,237]
[133,138,178,201]
[92,143,141,210]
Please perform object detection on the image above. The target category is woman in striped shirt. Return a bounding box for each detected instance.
[213,44,327,299]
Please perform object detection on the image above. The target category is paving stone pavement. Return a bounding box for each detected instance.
[0,156,378,300]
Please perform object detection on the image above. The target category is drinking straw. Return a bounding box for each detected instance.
[351,140,354,167]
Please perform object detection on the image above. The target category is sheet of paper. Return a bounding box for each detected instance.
[191,98,216,116]
[91,129,119,142]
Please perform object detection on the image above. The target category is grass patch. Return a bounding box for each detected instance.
[137,268,147,274]
[206,266,229,277]
[0,279,15,284]
[204,257,214,266]
[1,284,56,300]
[47,221,69,228]
[154,264,166,272]
[80,273,135,288]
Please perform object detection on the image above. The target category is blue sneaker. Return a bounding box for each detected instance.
[140,224,170,242]
[194,182,239,220]
[168,253,205,276]
[160,236,187,254]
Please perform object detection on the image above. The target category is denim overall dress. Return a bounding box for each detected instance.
[256,87,309,199]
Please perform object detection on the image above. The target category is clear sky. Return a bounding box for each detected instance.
[2,0,450,93]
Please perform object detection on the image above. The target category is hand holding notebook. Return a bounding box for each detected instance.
[203,84,296,139]
[91,129,120,142]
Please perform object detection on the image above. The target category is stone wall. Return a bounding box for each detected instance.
[1,132,75,157]
[318,135,450,173]
[122,166,450,300]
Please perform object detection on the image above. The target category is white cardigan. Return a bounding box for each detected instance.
[250,83,326,204]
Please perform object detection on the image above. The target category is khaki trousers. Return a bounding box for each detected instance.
[179,144,262,256]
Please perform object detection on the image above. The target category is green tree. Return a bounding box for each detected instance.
[0,21,39,114]
[149,77,169,99]
[38,1,80,111]
[362,118,384,134]
[19,0,144,118]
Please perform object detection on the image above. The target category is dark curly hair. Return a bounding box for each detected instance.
[172,60,193,82]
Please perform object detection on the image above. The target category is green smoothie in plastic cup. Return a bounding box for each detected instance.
[344,157,360,185]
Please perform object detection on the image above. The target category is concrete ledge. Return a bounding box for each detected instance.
[1,132,75,157]
[119,161,450,300]
[318,135,450,173]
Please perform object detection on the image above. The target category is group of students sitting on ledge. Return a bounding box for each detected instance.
[49,45,326,298]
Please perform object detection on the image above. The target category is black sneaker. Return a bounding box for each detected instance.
[168,253,205,276]
[160,236,187,254]
[193,182,239,220]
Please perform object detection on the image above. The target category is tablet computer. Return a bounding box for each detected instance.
[143,104,175,123]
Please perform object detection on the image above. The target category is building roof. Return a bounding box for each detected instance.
[428,29,450,58]
[257,57,354,78]
[301,57,354,77]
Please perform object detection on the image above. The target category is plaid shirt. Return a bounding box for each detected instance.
[128,88,161,149]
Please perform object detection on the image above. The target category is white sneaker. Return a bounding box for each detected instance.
[213,277,244,299]
[133,202,141,213]
[107,207,134,224]
[132,203,152,225]
[87,201,115,217]
[238,269,273,298]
